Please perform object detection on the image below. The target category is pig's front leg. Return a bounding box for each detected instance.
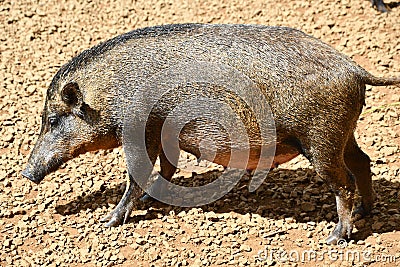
[100,173,143,226]
[100,128,160,227]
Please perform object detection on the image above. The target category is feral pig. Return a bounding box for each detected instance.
[22,24,400,244]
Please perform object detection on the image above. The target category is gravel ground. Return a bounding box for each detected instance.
[1,0,399,266]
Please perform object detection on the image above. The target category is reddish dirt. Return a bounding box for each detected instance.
[1,0,399,266]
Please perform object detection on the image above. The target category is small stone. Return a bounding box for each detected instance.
[3,238,12,248]
[387,209,399,215]
[285,217,295,223]
[372,221,384,231]
[135,238,146,245]
[240,244,252,252]
[354,219,366,229]
[4,134,14,143]
[301,202,315,212]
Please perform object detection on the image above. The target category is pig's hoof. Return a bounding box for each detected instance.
[139,193,154,202]
[100,212,123,227]
[101,215,122,227]
[326,220,352,245]
[100,206,133,227]
[326,234,341,245]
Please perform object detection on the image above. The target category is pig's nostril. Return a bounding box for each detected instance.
[21,168,41,184]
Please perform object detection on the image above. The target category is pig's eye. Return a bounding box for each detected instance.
[48,116,58,127]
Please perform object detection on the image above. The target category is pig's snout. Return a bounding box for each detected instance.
[21,165,44,184]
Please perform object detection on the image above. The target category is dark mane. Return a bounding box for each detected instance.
[48,23,205,96]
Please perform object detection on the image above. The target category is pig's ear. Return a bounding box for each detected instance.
[61,82,85,118]
[61,82,83,107]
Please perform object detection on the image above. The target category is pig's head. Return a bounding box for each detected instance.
[22,72,121,184]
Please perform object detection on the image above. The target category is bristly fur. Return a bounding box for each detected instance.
[25,24,397,242]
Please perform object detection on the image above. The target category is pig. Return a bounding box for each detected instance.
[21,24,400,244]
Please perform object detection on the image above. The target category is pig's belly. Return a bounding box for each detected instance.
[182,142,300,170]
[176,120,301,170]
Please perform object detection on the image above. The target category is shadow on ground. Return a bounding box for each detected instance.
[56,167,400,241]
[387,1,400,9]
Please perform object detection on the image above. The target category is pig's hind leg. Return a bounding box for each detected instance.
[302,130,356,244]
[314,158,356,245]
